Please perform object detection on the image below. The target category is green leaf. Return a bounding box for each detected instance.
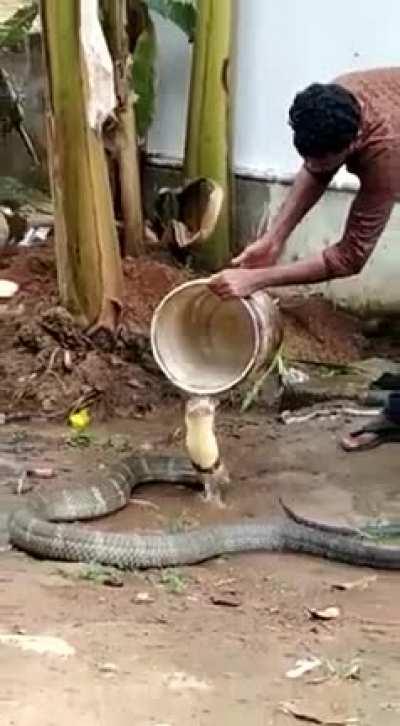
[145,0,197,41]
[131,22,157,138]
[0,3,38,50]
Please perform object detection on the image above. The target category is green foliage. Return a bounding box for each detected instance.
[0,3,38,50]
[160,568,186,594]
[66,430,96,448]
[1,1,197,139]
[146,0,197,41]
[131,0,197,138]
[131,21,157,138]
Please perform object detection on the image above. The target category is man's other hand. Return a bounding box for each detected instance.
[208,269,262,299]
[231,235,282,269]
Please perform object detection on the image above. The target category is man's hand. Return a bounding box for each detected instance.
[231,235,282,269]
[210,252,331,298]
[208,268,263,299]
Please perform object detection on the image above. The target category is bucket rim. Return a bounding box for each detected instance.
[150,278,260,395]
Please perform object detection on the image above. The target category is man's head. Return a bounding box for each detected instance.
[289,83,362,173]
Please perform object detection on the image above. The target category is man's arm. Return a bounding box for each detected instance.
[233,165,335,267]
[322,189,394,278]
[243,186,393,285]
[209,188,394,298]
[266,165,335,247]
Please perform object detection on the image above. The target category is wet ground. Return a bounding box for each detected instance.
[1,403,400,726]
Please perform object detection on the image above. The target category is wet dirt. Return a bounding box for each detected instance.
[0,406,400,725]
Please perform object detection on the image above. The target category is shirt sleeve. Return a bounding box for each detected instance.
[323,188,394,278]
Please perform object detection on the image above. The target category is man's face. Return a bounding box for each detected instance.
[304,148,351,174]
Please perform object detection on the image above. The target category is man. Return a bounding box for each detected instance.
[209,67,400,451]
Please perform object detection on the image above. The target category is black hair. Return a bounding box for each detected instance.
[288,83,361,158]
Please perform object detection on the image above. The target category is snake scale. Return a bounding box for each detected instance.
[7,454,400,570]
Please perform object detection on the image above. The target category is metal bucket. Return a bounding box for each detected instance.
[150,279,283,396]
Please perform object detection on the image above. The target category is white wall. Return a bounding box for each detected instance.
[148,0,400,313]
[147,14,192,163]
[149,0,400,184]
[233,0,400,184]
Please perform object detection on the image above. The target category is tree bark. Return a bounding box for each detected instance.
[184,0,233,271]
[102,0,144,257]
[39,0,123,332]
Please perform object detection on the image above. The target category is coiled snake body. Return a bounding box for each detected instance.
[7,454,400,570]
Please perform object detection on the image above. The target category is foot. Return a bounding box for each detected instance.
[341,429,380,451]
[340,412,400,452]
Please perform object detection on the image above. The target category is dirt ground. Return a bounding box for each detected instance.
[1,245,400,725]
[0,245,377,422]
[1,406,400,726]
[0,246,190,419]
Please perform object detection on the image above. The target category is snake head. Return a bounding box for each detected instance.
[185,396,217,419]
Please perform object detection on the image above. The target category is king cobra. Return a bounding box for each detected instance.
[6,398,400,569]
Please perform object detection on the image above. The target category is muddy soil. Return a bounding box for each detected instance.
[0,406,400,726]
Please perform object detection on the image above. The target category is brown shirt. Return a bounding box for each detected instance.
[315,68,400,277]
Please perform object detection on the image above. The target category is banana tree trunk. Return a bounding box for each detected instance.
[102,0,144,257]
[184,0,232,271]
[39,0,123,332]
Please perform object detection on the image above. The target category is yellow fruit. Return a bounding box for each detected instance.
[68,408,90,431]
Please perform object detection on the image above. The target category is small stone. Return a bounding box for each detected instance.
[210,594,241,608]
[308,606,340,621]
[134,592,155,604]
[155,615,169,624]
[98,662,118,674]
[12,626,27,635]
[27,467,55,479]
[101,572,124,588]
[0,279,19,298]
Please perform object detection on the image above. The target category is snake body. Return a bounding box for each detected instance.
[7,454,400,570]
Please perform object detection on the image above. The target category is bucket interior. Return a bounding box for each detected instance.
[151,281,258,395]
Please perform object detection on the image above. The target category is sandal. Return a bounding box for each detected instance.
[370,373,400,391]
[341,411,400,452]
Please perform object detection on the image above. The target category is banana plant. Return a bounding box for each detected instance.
[0,1,196,257]
[39,0,124,333]
[128,0,196,140]
[0,2,37,49]
[184,0,233,271]
[0,1,196,142]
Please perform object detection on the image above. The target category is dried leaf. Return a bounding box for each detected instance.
[343,662,361,681]
[27,468,55,479]
[63,350,73,372]
[332,575,377,592]
[134,592,155,604]
[97,662,118,674]
[308,607,340,621]
[286,658,322,679]
[280,702,359,725]
[280,704,323,724]
[211,594,241,608]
